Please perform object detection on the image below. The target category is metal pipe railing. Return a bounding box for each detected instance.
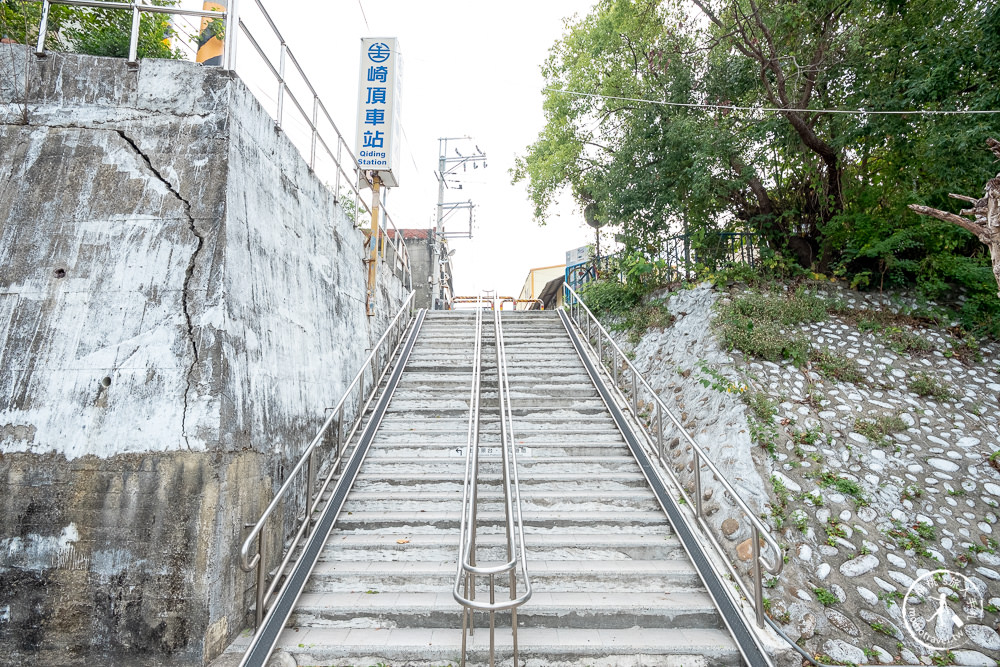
[454,298,531,667]
[562,282,783,630]
[238,291,415,628]
[31,0,411,293]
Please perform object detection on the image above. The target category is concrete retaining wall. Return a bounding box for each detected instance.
[0,49,407,665]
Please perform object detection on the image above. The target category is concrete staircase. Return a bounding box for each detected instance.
[231,310,741,666]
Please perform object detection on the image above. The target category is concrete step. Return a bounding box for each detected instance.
[314,533,686,562]
[303,559,702,594]
[276,626,740,666]
[349,472,652,491]
[330,510,670,532]
[289,590,724,631]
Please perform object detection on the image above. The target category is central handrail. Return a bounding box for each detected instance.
[239,291,415,628]
[562,282,783,631]
[454,298,532,667]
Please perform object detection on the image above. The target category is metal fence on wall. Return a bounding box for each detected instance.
[564,231,759,301]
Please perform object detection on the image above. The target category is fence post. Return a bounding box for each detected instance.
[223,0,241,71]
[127,5,141,66]
[35,0,51,56]
[276,41,287,127]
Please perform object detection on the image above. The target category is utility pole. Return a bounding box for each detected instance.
[433,137,486,310]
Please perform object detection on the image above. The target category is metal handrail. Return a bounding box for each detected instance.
[562,282,783,630]
[238,291,415,628]
[454,299,532,667]
[31,0,411,292]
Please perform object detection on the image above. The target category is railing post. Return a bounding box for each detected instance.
[337,404,344,457]
[335,142,343,196]
[631,369,638,414]
[127,4,141,66]
[35,0,51,56]
[305,450,314,531]
[276,41,287,127]
[656,402,663,461]
[255,532,266,628]
[309,94,319,169]
[223,0,241,71]
[752,525,764,628]
[694,452,703,517]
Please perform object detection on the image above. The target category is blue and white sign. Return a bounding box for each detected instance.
[356,37,402,187]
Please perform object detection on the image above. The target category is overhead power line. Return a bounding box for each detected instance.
[543,88,1000,116]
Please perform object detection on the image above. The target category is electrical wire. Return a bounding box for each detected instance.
[544,87,1000,116]
[356,0,370,31]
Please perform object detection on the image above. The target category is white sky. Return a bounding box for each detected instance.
[175,0,599,297]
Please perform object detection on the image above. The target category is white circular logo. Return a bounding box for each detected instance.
[902,569,985,650]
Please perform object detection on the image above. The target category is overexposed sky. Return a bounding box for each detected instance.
[176,0,598,296]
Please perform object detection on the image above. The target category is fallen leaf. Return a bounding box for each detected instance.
[396,539,410,544]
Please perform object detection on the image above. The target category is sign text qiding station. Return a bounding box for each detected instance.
[356,37,402,187]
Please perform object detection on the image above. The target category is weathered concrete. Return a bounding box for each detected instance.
[0,48,406,665]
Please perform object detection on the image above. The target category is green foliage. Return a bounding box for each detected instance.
[743,390,776,423]
[0,0,184,59]
[715,288,833,366]
[858,318,934,355]
[809,348,866,385]
[908,371,958,400]
[812,471,868,506]
[579,278,674,343]
[515,0,1000,332]
[854,414,908,447]
[887,520,936,559]
[813,587,838,606]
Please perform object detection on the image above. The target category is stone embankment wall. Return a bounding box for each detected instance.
[622,282,1000,665]
[0,49,407,665]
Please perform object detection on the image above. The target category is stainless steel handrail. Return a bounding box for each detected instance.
[238,291,415,628]
[562,282,783,630]
[31,0,411,292]
[454,299,531,667]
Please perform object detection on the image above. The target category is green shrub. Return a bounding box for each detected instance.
[854,414,908,446]
[908,372,957,400]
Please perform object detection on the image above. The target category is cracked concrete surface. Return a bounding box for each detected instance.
[114,127,205,451]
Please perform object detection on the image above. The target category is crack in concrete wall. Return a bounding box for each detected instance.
[113,127,204,451]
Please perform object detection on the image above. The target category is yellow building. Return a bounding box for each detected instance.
[516,264,566,310]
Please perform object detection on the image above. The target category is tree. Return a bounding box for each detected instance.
[909,138,1000,299]
[515,0,1000,329]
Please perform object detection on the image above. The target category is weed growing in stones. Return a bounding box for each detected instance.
[887,520,935,559]
[813,587,838,606]
[901,485,923,501]
[714,288,831,365]
[812,470,868,506]
[930,651,957,666]
[696,361,747,393]
[743,390,776,421]
[809,347,867,384]
[908,372,957,400]
[870,621,896,637]
[769,475,793,529]
[801,492,824,507]
[854,414,907,446]
[749,416,779,458]
[824,518,848,545]
[858,318,934,355]
[791,426,823,446]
